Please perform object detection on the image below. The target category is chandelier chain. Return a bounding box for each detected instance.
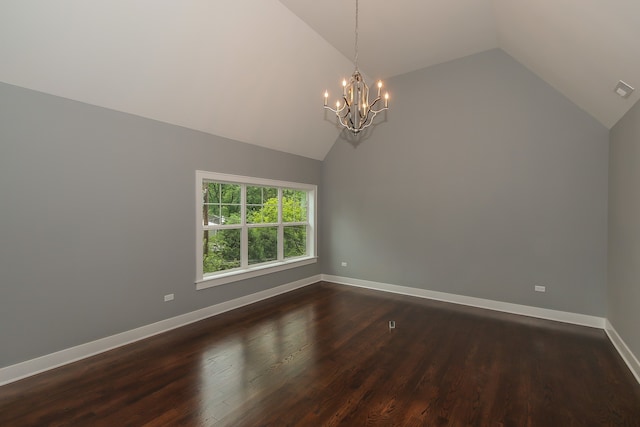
[354,0,359,70]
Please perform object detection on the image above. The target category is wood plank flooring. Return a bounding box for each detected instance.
[1,282,639,426]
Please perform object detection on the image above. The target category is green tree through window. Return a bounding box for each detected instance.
[202,184,310,276]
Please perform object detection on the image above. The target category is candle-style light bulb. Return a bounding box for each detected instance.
[324,91,328,106]
[336,100,341,110]
[377,81,382,97]
[342,79,347,96]
[384,92,389,108]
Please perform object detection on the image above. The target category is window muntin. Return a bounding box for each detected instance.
[196,171,316,289]
[246,186,278,224]
[203,182,241,226]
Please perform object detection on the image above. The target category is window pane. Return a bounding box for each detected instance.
[284,226,307,258]
[203,182,219,204]
[246,186,261,205]
[246,186,278,224]
[205,182,239,202]
[204,182,241,226]
[204,204,221,226]
[221,204,241,225]
[220,183,241,204]
[248,227,277,265]
[203,229,241,274]
[246,205,261,224]
[282,189,308,222]
[246,186,277,204]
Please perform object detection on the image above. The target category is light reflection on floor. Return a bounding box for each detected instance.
[197,304,317,424]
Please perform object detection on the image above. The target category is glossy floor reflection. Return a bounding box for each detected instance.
[1,282,639,426]
[198,305,317,424]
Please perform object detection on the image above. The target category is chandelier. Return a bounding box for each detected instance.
[323,0,389,134]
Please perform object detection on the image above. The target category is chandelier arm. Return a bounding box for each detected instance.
[345,109,355,129]
[369,96,389,113]
[340,106,351,122]
[360,110,371,125]
[338,112,353,131]
[369,96,381,107]
[371,106,389,114]
[359,110,379,131]
[361,104,388,131]
[324,103,349,114]
[326,96,387,132]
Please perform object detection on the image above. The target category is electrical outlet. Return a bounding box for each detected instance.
[389,320,396,329]
[164,294,174,302]
[534,285,546,293]
[341,261,347,267]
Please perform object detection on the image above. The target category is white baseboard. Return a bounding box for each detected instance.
[321,274,606,328]
[321,275,640,385]
[4,274,638,388]
[605,320,640,385]
[0,275,320,387]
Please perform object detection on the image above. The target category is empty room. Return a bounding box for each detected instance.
[1,1,639,425]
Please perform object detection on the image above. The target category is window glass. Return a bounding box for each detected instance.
[282,189,308,222]
[246,186,278,224]
[203,182,240,225]
[284,225,307,258]
[196,171,316,287]
[248,227,278,265]
[203,229,241,273]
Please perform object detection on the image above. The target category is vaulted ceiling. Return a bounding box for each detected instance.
[1,1,638,160]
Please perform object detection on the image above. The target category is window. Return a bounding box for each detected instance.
[195,171,317,289]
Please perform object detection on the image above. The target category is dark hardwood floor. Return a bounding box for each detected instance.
[1,282,639,426]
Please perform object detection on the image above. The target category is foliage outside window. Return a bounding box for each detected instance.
[196,171,316,289]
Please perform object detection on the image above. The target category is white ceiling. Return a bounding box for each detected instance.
[0,1,638,160]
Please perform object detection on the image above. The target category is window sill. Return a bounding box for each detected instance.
[195,256,318,290]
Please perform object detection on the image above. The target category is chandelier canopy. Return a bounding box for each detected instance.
[323,0,389,134]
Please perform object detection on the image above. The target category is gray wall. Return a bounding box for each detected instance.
[608,97,640,358]
[0,48,617,369]
[0,82,321,368]
[321,49,609,316]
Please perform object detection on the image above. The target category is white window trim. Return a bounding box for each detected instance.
[195,171,317,290]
